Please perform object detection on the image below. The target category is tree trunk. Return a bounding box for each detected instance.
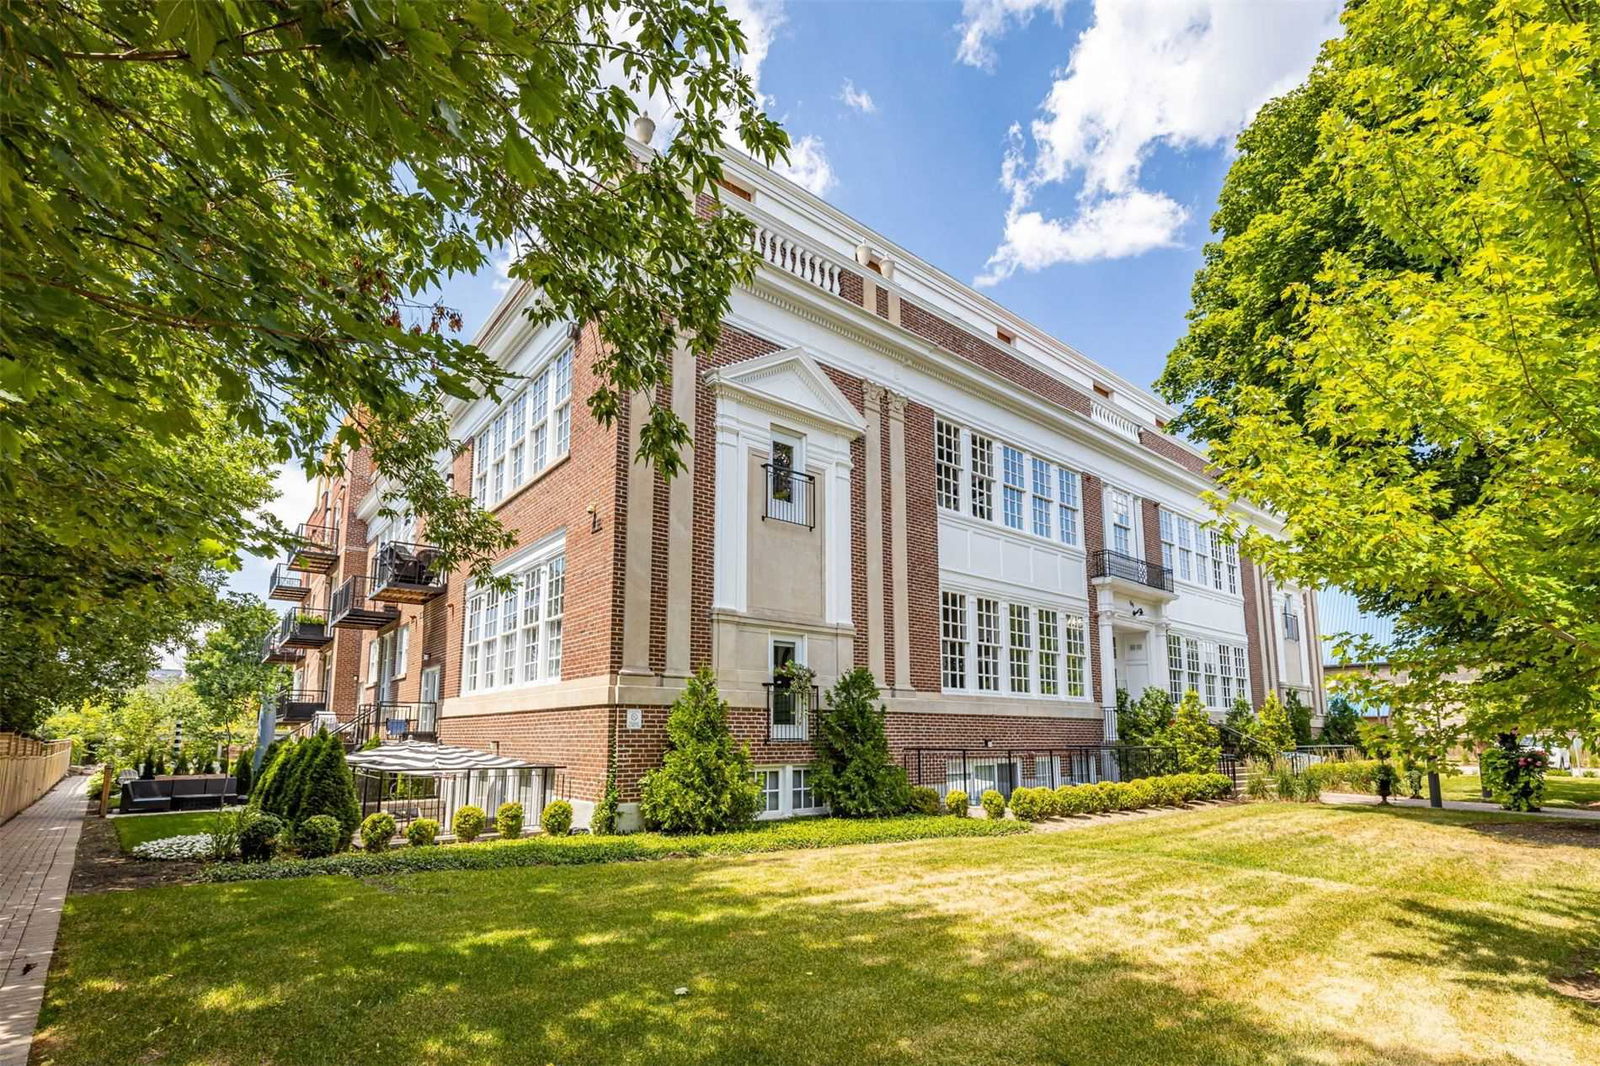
[1427,771,1442,808]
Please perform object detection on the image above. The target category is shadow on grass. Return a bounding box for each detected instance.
[33,853,1583,1066]
[1320,801,1600,850]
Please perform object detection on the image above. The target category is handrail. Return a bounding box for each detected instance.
[1087,549,1174,593]
[762,463,816,529]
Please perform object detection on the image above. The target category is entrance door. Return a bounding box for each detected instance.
[378,632,400,704]
[419,666,441,735]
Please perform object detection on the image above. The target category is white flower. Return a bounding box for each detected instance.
[132,834,219,861]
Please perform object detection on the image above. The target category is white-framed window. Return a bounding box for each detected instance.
[767,428,806,525]
[1219,645,1236,706]
[1202,642,1218,706]
[752,765,824,819]
[471,345,575,509]
[1001,445,1025,530]
[1057,468,1079,546]
[1168,633,1185,704]
[366,639,380,687]
[461,549,566,694]
[1160,509,1175,574]
[1176,513,1193,581]
[969,434,995,521]
[1231,641,1249,698]
[1196,525,1213,587]
[791,767,815,811]
[935,420,963,511]
[1165,511,1241,594]
[942,592,1086,700]
[393,624,410,679]
[1030,457,1052,538]
[1223,538,1239,594]
[755,769,782,814]
[1169,633,1249,709]
[1109,488,1135,555]
[941,591,967,691]
[1186,637,1202,697]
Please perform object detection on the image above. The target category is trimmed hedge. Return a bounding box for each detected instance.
[1007,773,1233,822]
[945,790,969,816]
[201,814,1031,883]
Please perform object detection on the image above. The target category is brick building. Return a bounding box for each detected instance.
[260,142,1326,828]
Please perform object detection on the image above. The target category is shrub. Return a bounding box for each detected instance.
[295,815,341,858]
[1375,762,1398,802]
[238,813,283,862]
[639,668,761,834]
[496,802,525,839]
[360,812,397,852]
[945,789,969,816]
[405,818,440,847]
[1007,787,1038,821]
[1055,784,1087,815]
[590,766,620,835]
[453,805,487,842]
[1119,687,1175,745]
[1284,690,1314,747]
[1320,696,1364,749]
[908,786,942,815]
[173,751,191,775]
[540,800,573,836]
[207,807,245,860]
[979,789,1006,820]
[1255,693,1297,758]
[294,733,361,847]
[1170,691,1222,774]
[1480,740,1548,812]
[811,668,911,817]
[232,748,254,797]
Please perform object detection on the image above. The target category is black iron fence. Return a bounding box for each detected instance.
[1088,549,1174,593]
[762,463,816,528]
[901,745,1181,801]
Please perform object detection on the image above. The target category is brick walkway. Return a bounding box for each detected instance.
[0,777,86,1066]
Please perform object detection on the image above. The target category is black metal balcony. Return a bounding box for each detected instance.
[762,463,815,529]
[352,701,439,746]
[272,689,327,723]
[329,575,401,630]
[1281,612,1301,642]
[371,541,446,603]
[286,522,341,573]
[267,562,310,602]
[764,682,818,742]
[1088,549,1174,593]
[260,630,303,665]
[277,605,334,649]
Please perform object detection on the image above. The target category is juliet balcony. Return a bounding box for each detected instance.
[286,523,341,574]
[1088,549,1175,595]
[329,575,401,630]
[762,463,816,529]
[267,563,310,602]
[371,541,446,604]
[764,681,818,742]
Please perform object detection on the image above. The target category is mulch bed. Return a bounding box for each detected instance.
[69,813,204,894]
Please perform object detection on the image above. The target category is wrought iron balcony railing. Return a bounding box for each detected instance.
[764,682,818,742]
[329,575,401,630]
[1087,549,1174,593]
[276,605,334,649]
[259,630,303,665]
[371,541,446,603]
[286,522,341,573]
[762,463,816,529]
[271,689,328,722]
[268,563,310,602]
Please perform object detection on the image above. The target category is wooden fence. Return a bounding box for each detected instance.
[1,733,74,825]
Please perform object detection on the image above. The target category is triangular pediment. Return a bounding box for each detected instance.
[705,346,867,437]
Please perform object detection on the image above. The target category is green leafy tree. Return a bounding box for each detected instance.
[1118,688,1176,747]
[3,0,788,647]
[1255,693,1297,758]
[42,678,211,767]
[1159,0,1599,742]
[1320,695,1363,749]
[1284,690,1314,748]
[1169,691,1222,775]
[1222,695,1264,757]
[811,668,911,817]
[188,595,287,750]
[639,668,760,834]
[295,732,361,846]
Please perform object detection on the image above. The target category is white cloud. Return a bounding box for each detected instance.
[839,79,877,114]
[956,0,1068,70]
[774,134,836,196]
[966,0,1341,283]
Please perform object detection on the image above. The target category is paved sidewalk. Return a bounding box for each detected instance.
[0,777,87,1066]
[1322,791,1600,821]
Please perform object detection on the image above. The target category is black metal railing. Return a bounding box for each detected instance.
[276,605,333,648]
[259,631,303,664]
[1088,549,1174,593]
[763,682,819,742]
[271,689,328,722]
[328,575,400,629]
[372,541,446,602]
[295,522,340,551]
[900,745,1182,801]
[268,563,309,601]
[762,463,816,529]
[343,702,440,748]
[1281,612,1301,642]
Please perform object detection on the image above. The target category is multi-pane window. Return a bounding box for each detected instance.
[1030,458,1052,538]
[1230,641,1249,698]
[1164,512,1241,595]
[791,767,815,811]
[1109,489,1135,555]
[941,591,967,690]
[942,594,1086,699]
[1219,645,1236,706]
[471,346,574,509]
[754,769,781,813]
[1160,510,1176,574]
[1168,634,1249,709]
[970,435,995,522]
[1223,538,1239,594]
[1008,604,1032,693]
[1001,446,1025,530]
[1186,637,1202,698]
[1168,633,1186,704]
[1209,530,1224,589]
[461,552,566,694]
[1202,643,1218,706]
[1057,469,1080,546]
[935,420,963,511]
[975,597,1001,692]
[1176,514,1193,581]
[1196,524,1213,587]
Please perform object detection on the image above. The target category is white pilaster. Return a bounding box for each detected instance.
[1096,584,1118,741]
[712,419,747,612]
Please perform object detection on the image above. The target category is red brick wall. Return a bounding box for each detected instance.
[1081,473,1105,705]
[891,712,1104,789]
[904,401,941,692]
[1141,500,1163,567]
[439,707,612,804]
[1137,428,1210,478]
[612,704,824,802]
[899,300,1094,418]
[817,367,871,670]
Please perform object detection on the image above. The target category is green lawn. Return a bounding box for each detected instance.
[1441,772,1600,810]
[110,810,226,851]
[39,804,1599,1065]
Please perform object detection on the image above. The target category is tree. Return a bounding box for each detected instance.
[4,1,788,631]
[1255,693,1297,758]
[639,668,760,834]
[188,595,288,750]
[1168,691,1222,775]
[232,747,254,798]
[1118,687,1176,747]
[295,733,362,846]
[1159,0,1599,743]
[41,679,210,767]
[1320,695,1363,749]
[811,668,911,817]
[1222,695,1264,757]
[1283,690,1314,748]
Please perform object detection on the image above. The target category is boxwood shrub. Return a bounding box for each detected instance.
[908,786,942,815]
[238,813,283,862]
[496,802,524,840]
[295,815,341,858]
[1006,773,1233,822]
[360,812,397,853]
[541,800,573,836]
[979,789,1006,820]
[405,818,440,848]
[945,790,969,817]
[453,805,486,842]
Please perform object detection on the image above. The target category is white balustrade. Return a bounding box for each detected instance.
[1092,400,1141,440]
[751,225,842,297]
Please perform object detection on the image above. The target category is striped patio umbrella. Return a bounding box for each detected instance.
[344,740,543,774]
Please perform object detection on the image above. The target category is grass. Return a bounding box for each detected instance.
[109,810,226,851]
[1440,771,1600,810]
[38,804,1599,1065]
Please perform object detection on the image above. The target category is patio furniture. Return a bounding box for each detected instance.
[117,775,239,813]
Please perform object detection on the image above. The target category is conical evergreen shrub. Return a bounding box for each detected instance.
[1169,691,1222,774]
[233,748,254,797]
[279,734,323,823]
[295,732,361,846]
[811,667,910,816]
[639,668,760,834]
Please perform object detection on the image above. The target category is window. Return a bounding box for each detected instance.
[753,766,819,818]
[1057,469,1079,546]
[935,420,963,511]
[1282,595,1301,642]
[1176,514,1193,581]
[969,435,994,521]
[1168,634,1249,709]
[394,624,410,679]
[754,769,781,813]
[1001,446,1025,530]
[1219,645,1236,706]
[1109,489,1134,555]
[791,767,815,811]
[1231,641,1249,698]
[941,592,967,691]
[1202,642,1218,706]
[766,429,807,525]
[1168,633,1185,704]
[1223,538,1239,594]
[471,345,574,509]
[366,639,380,687]
[1062,617,1086,698]
[1037,609,1059,696]
[1164,513,1240,594]
[1030,458,1052,538]
[1186,637,1202,698]
[975,597,1001,692]
[1159,509,1175,573]
[1196,524,1213,587]
[1008,604,1032,694]
[1209,530,1225,589]
[462,551,566,694]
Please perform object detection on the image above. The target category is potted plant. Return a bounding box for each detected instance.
[294,610,326,638]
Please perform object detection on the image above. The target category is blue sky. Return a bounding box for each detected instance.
[231,1,1358,643]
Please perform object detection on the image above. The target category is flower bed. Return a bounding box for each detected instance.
[131,834,217,861]
[201,814,1031,883]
